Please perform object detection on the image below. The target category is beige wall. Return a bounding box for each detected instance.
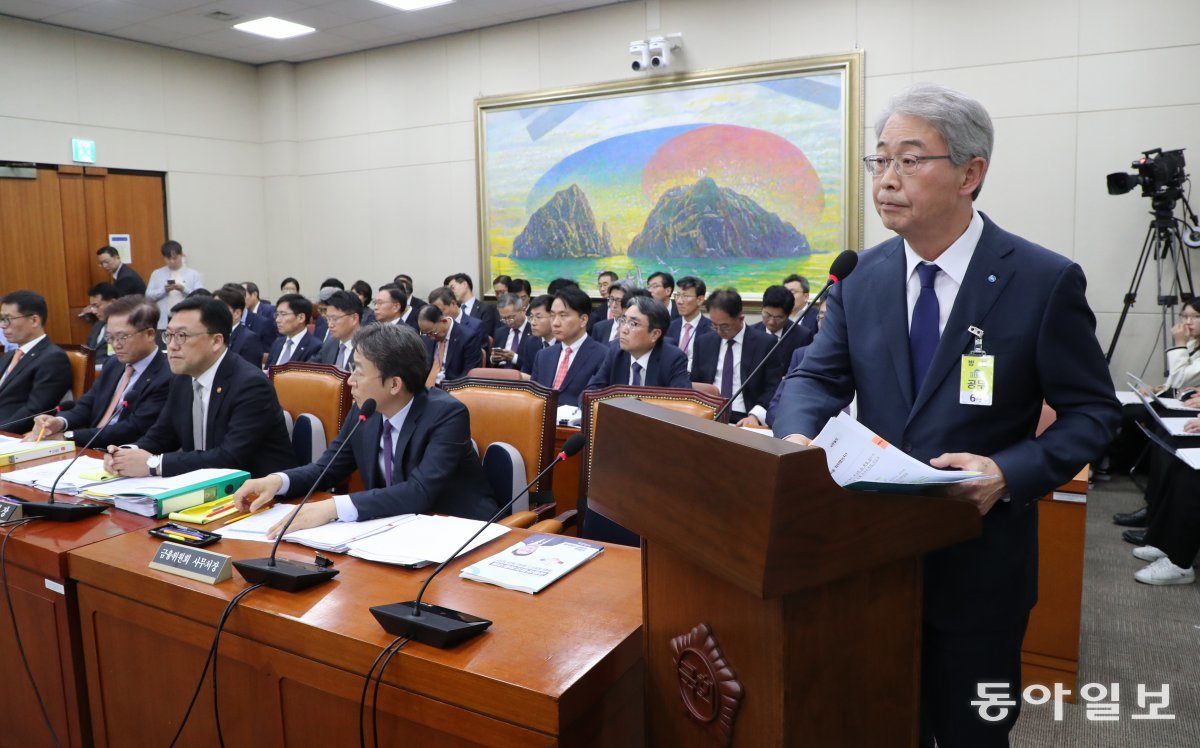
[2,1,1199,379]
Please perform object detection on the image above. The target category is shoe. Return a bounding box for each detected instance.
[1134,557,1195,586]
[1123,529,1147,545]
[1133,545,1167,562]
[1113,507,1148,527]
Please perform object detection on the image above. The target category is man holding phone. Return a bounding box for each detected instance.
[146,240,204,345]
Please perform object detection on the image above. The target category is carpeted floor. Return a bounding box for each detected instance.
[1010,475,1200,746]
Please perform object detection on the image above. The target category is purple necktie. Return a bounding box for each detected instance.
[381,420,394,487]
[910,263,941,394]
[631,361,643,386]
[720,339,735,398]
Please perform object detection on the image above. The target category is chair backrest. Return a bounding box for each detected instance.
[269,362,351,449]
[482,442,528,515]
[691,381,721,397]
[442,376,558,493]
[465,367,523,381]
[60,345,96,401]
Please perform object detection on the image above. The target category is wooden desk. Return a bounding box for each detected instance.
[0,453,156,748]
[69,527,644,746]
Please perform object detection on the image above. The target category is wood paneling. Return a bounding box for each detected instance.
[103,172,167,276]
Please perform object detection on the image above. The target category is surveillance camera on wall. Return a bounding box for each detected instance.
[629,33,682,73]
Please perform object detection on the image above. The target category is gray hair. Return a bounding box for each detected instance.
[496,292,524,311]
[875,83,993,199]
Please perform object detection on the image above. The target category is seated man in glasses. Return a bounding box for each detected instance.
[586,295,690,390]
[0,290,74,434]
[749,284,814,368]
[105,296,297,478]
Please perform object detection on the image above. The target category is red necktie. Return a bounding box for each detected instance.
[553,345,573,389]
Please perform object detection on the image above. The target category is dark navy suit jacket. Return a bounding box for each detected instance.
[491,322,532,369]
[314,335,355,370]
[586,341,692,390]
[772,214,1121,631]
[61,351,173,447]
[749,319,814,374]
[423,320,486,382]
[590,319,618,344]
[228,323,265,369]
[136,353,297,477]
[666,314,713,343]
[245,309,278,350]
[112,264,147,297]
[532,336,607,407]
[281,390,497,521]
[519,336,553,376]
[0,338,73,434]
[267,331,323,367]
[766,343,811,427]
[690,325,785,416]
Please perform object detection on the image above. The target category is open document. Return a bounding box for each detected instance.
[812,412,985,491]
[1131,386,1200,437]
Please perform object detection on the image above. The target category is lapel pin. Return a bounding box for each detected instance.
[216,387,223,394]
[987,274,997,283]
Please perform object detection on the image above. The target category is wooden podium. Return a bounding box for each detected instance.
[588,400,983,747]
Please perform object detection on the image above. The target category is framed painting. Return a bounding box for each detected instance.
[475,51,864,302]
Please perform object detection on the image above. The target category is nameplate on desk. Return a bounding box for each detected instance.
[148,542,232,584]
[0,502,22,522]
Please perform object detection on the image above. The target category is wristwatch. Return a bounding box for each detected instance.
[63,431,74,440]
[147,454,163,477]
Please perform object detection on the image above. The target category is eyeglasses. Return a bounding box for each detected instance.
[528,313,550,322]
[863,154,952,178]
[274,311,296,319]
[324,313,354,324]
[607,297,625,306]
[0,314,31,326]
[673,292,699,302]
[500,313,523,323]
[616,317,645,330]
[109,328,152,346]
[162,330,215,345]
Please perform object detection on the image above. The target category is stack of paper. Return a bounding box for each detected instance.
[812,412,985,490]
[3,456,122,495]
[284,514,416,553]
[214,504,295,542]
[460,534,604,594]
[82,468,249,517]
[347,515,510,567]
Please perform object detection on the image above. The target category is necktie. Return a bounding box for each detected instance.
[679,322,694,352]
[338,343,349,371]
[721,339,735,398]
[278,338,294,365]
[97,364,134,427]
[425,340,445,388]
[553,345,573,389]
[631,361,643,386]
[0,349,23,388]
[192,380,205,450]
[910,263,942,394]
[381,420,395,487]
[510,328,521,352]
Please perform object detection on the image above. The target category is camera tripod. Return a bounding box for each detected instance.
[1106,189,1197,373]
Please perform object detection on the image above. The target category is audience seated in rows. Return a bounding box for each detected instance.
[268,293,322,367]
[314,290,363,371]
[418,303,485,387]
[491,293,531,370]
[215,284,265,368]
[690,288,785,427]
[585,294,690,390]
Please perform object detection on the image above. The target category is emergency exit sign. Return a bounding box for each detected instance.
[71,138,96,164]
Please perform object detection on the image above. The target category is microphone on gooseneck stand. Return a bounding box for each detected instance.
[0,404,74,433]
[20,395,139,522]
[234,398,378,592]
[714,250,860,423]
[370,432,587,648]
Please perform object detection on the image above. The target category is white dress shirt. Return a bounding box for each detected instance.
[903,209,983,335]
[714,326,767,423]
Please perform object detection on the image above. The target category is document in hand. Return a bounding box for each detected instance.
[460,534,604,594]
[812,412,985,490]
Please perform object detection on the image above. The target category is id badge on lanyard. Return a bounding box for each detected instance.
[960,325,994,406]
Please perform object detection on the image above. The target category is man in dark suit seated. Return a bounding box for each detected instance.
[647,271,680,319]
[241,281,279,349]
[766,300,825,427]
[372,285,417,330]
[587,270,619,333]
[690,288,784,427]
[750,284,814,367]
[590,281,630,344]
[430,285,489,360]
[586,295,690,390]
[418,303,486,387]
[783,273,820,336]
[106,296,297,478]
[83,282,119,367]
[314,291,362,371]
[489,293,532,369]
[531,287,607,407]
[215,285,265,368]
[96,245,147,297]
[230,323,499,536]
[665,275,713,373]
[27,295,172,448]
[0,290,73,434]
[519,294,556,376]
[266,293,323,367]
[445,272,501,335]
[772,84,1121,746]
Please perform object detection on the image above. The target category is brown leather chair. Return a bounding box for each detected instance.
[60,345,96,401]
[269,362,352,450]
[465,367,524,381]
[691,381,721,397]
[442,376,559,498]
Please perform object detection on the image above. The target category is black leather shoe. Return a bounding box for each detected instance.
[1123,529,1147,545]
[1113,506,1148,527]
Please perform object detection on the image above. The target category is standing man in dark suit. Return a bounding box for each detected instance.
[446,273,500,335]
[231,323,498,534]
[96,245,147,297]
[489,293,532,369]
[783,273,820,335]
[691,289,784,427]
[28,295,171,448]
[586,296,690,390]
[0,291,73,434]
[266,294,322,367]
[106,296,296,478]
[520,295,556,376]
[83,283,119,366]
[215,285,266,369]
[531,287,607,407]
[418,304,486,387]
[665,276,713,372]
[772,84,1121,747]
[750,284,814,368]
[314,290,362,371]
[241,281,278,349]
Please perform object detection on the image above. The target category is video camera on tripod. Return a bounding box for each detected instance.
[1107,148,1187,198]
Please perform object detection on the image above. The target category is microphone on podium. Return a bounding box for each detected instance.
[234,398,378,592]
[370,432,587,648]
[714,250,859,423]
[20,395,139,522]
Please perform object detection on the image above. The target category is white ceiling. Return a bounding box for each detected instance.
[0,0,629,65]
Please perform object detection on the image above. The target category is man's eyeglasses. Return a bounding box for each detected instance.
[863,154,951,178]
[616,317,645,331]
[0,314,31,327]
[109,328,152,346]
[162,330,215,345]
[324,313,353,324]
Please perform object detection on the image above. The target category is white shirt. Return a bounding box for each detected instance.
[903,209,983,335]
[461,297,476,317]
[278,328,307,363]
[399,307,413,324]
[192,350,227,423]
[433,319,456,384]
[555,332,588,376]
[629,350,652,384]
[715,326,767,423]
[678,313,703,370]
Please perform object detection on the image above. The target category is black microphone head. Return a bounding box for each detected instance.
[358,398,378,420]
[561,433,586,457]
[828,250,858,282]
